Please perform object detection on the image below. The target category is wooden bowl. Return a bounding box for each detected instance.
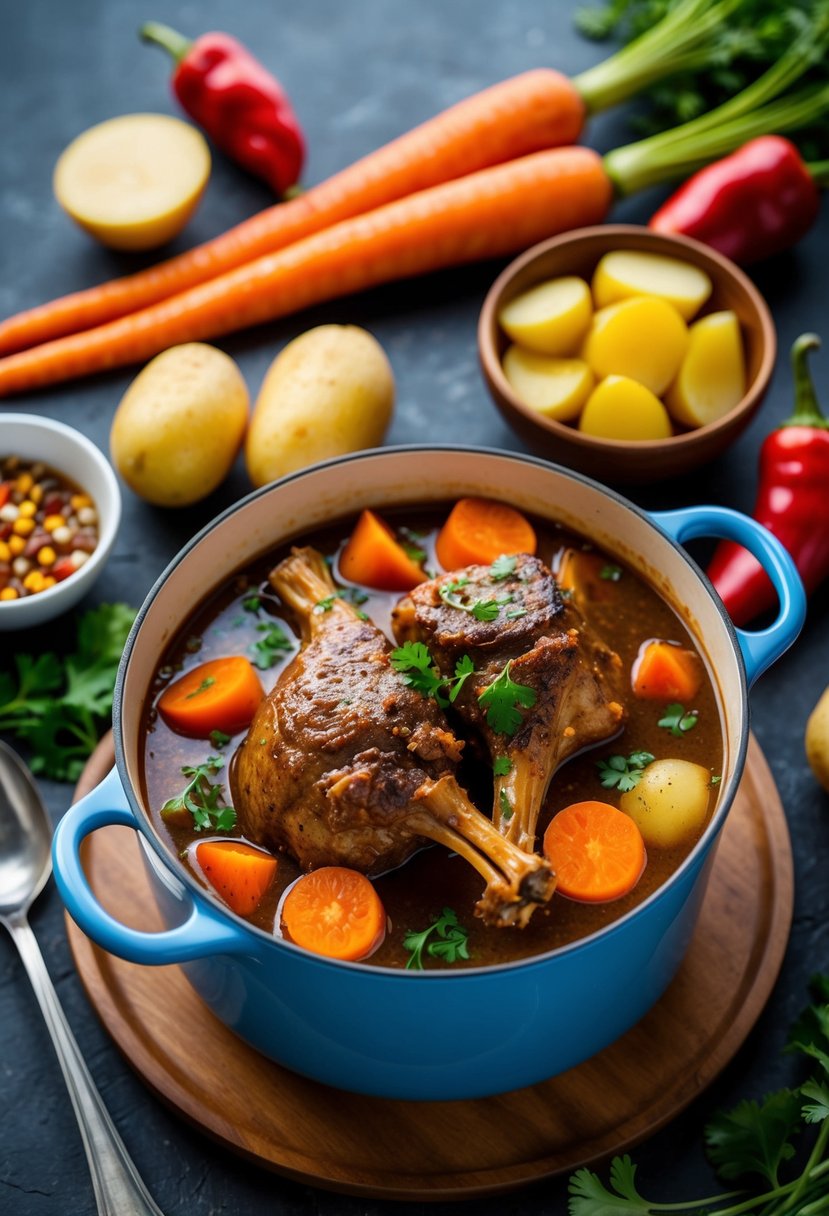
[478,225,776,484]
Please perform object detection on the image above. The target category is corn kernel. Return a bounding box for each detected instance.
[8,535,25,556]
[43,514,66,533]
[29,485,43,505]
[38,545,56,567]
[18,500,37,518]
[23,571,44,592]
[70,494,93,510]
[40,575,56,589]
[14,472,33,495]
[0,587,19,601]
[12,517,35,537]
[0,541,9,563]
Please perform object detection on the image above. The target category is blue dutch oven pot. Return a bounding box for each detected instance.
[52,449,805,1101]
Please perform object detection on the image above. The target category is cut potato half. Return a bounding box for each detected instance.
[582,296,688,397]
[54,113,211,251]
[498,277,592,355]
[579,375,672,441]
[666,311,746,429]
[592,250,712,321]
[503,347,594,421]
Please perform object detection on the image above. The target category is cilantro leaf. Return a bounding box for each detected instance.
[493,755,512,777]
[448,654,475,703]
[658,702,699,737]
[186,676,216,700]
[499,789,513,821]
[596,752,654,793]
[438,576,513,622]
[391,643,475,707]
[801,1078,829,1125]
[161,756,237,833]
[568,1155,651,1215]
[705,1090,801,1187]
[404,907,470,970]
[490,554,518,581]
[242,595,262,614]
[600,564,623,582]
[398,527,428,565]
[249,622,295,670]
[477,660,537,737]
[210,729,232,749]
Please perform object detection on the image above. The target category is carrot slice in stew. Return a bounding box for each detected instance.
[280,867,387,961]
[632,639,703,702]
[339,509,425,591]
[543,800,646,903]
[158,656,264,737]
[435,497,536,571]
[556,548,619,606]
[196,840,278,917]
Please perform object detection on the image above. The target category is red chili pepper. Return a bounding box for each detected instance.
[649,136,822,265]
[141,22,305,196]
[707,334,829,627]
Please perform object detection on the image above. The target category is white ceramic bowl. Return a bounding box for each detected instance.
[0,414,121,629]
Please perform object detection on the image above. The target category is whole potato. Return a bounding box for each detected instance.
[619,758,712,849]
[245,325,395,488]
[805,686,829,792]
[110,343,248,507]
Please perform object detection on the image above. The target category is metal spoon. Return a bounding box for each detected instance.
[0,739,166,1216]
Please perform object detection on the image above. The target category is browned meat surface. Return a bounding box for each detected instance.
[230,547,554,926]
[392,554,625,852]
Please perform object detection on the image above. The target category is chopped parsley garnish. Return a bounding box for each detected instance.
[596,751,655,793]
[161,756,236,832]
[505,607,527,620]
[489,554,518,581]
[404,907,470,970]
[600,564,622,582]
[242,595,262,614]
[249,622,294,670]
[477,660,537,737]
[499,789,514,821]
[711,774,722,786]
[398,527,428,565]
[314,587,370,619]
[185,676,216,699]
[658,702,699,737]
[209,729,231,749]
[438,576,514,621]
[390,642,474,707]
[493,755,512,777]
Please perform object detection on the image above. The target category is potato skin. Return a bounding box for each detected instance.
[620,758,712,849]
[805,686,829,792]
[245,325,395,488]
[110,343,248,507]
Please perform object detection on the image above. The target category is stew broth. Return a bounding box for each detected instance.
[141,507,723,970]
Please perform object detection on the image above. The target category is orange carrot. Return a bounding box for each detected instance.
[158,656,264,737]
[0,71,583,356]
[632,640,703,702]
[435,497,537,571]
[196,840,277,917]
[339,509,425,591]
[0,148,611,396]
[556,548,621,607]
[543,800,646,903]
[280,867,387,961]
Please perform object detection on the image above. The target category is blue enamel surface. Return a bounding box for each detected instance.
[651,505,806,687]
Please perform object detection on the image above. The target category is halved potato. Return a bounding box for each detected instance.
[498,277,593,355]
[502,347,594,421]
[665,311,746,429]
[592,251,712,321]
[579,375,672,441]
[582,297,689,397]
[54,113,211,251]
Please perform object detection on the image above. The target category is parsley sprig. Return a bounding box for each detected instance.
[390,642,474,707]
[568,973,829,1216]
[249,622,295,670]
[404,908,470,970]
[438,576,515,622]
[161,756,236,832]
[0,603,135,781]
[596,751,655,793]
[478,660,537,736]
[658,702,699,737]
[490,554,518,581]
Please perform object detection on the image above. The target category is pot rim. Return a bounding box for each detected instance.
[113,444,748,977]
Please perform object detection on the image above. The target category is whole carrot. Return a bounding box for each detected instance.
[0,70,583,356]
[0,149,611,395]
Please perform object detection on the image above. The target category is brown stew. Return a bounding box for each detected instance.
[141,505,723,970]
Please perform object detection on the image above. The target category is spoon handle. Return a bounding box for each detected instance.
[7,913,167,1216]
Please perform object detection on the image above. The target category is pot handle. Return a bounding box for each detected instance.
[651,505,806,688]
[53,767,247,964]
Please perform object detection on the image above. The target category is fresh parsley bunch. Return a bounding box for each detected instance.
[569,973,829,1214]
[0,603,136,781]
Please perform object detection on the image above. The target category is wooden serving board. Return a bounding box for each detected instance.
[66,732,792,1201]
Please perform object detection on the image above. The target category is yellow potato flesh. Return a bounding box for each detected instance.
[592,251,712,321]
[620,759,713,849]
[582,297,689,396]
[53,114,210,251]
[498,277,593,355]
[665,311,746,429]
[502,347,594,421]
[110,344,248,507]
[579,375,672,441]
[805,685,829,792]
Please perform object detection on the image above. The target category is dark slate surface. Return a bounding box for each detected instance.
[1,1,828,1213]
